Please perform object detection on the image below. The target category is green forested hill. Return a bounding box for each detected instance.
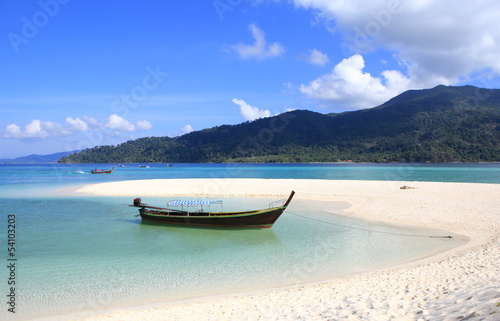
[59,85,500,163]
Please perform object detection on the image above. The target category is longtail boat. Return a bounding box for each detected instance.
[130,191,295,228]
[91,167,114,174]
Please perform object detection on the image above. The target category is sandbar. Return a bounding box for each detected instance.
[73,179,500,320]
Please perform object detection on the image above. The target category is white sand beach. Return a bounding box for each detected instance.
[74,179,500,320]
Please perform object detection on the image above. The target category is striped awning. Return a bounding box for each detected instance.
[167,200,222,206]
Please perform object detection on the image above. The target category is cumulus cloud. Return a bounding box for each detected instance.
[304,49,329,65]
[82,116,101,131]
[106,114,135,133]
[136,120,153,131]
[232,98,271,121]
[299,54,410,110]
[2,114,152,139]
[3,124,22,138]
[105,114,153,135]
[66,117,89,131]
[3,119,71,138]
[291,0,500,88]
[180,124,194,135]
[24,120,48,138]
[231,23,285,60]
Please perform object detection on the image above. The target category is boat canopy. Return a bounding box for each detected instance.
[167,200,222,206]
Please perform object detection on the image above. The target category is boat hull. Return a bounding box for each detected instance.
[135,191,295,228]
[139,207,286,228]
[91,167,114,174]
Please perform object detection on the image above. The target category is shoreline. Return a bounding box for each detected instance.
[75,178,498,238]
[70,179,500,320]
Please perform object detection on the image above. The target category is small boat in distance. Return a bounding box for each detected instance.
[130,191,295,228]
[91,167,114,174]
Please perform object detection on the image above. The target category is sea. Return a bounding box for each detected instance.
[1,163,499,320]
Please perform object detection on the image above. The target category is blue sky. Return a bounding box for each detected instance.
[1,0,499,158]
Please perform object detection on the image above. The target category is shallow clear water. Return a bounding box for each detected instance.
[1,163,500,186]
[1,163,497,320]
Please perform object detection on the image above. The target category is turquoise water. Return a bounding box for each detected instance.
[1,163,500,185]
[0,163,498,320]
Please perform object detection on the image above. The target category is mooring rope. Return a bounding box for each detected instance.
[287,211,453,239]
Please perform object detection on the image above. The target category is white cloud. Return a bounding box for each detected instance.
[66,117,89,131]
[291,0,500,88]
[83,116,101,131]
[136,120,153,131]
[180,124,194,135]
[24,120,48,138]
[2,114,152,139]
[3,119,71,138]
[231,23,285,60]
[232,98,271,121]
[305,49,329,65]
[3,124,22,138]
[300,54,410,110]
[105,114,154,135]
[106,114,136,133]
[41,120,70,136]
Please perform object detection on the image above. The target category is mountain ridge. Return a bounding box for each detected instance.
[59,85,500,163]
[1,150,81,164]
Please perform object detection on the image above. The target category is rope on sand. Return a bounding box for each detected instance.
[287,211,453,239]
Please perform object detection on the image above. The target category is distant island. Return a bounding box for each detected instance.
[59,85,500,164]
[1,150,80,164]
